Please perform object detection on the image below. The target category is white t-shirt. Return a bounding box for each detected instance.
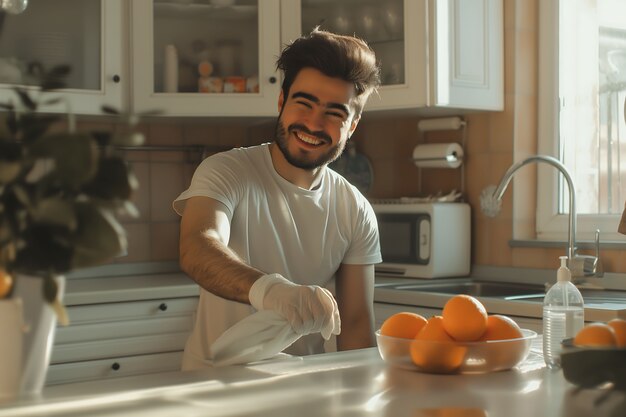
[173,143,381,369]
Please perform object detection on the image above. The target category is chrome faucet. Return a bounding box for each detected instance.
[480,155,602,278]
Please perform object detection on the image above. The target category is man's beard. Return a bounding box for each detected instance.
[274,118,346,170]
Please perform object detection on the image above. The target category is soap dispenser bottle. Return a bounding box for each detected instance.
[542,256,584,369]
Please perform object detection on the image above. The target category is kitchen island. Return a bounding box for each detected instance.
[1,340,624,417]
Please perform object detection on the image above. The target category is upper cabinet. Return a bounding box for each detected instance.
[130,0,282,117]
[0,0,126,114]
[0,0,502,116]
[281,0,503,113]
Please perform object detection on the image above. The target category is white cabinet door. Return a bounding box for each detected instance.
[0,0,126,115]
[429,0,504,111]
[48,296,198,385]
[281,0,502,113]
[47,351,184,385]
[130,0,281,117]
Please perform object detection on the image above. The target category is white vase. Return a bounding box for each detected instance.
[13,274,65,397]
[0,298,23,402]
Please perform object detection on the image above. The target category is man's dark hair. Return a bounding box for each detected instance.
[276,28,381,116]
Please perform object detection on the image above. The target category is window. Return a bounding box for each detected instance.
[538,0,626,242]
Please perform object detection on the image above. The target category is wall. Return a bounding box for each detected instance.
[72,118,274,265]
[80,0,625,274]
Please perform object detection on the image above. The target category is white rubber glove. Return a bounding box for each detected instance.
[249,274,341,340]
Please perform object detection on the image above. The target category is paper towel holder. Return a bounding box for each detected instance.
[412,143,464,169]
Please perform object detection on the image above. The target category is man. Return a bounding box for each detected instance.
[173,28,382,370]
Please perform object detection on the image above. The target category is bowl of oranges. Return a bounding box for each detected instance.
[561,319,626,390]
[376,294,537,374]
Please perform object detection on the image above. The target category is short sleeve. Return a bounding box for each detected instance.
[342,200,382,265]
[172,151,244,217]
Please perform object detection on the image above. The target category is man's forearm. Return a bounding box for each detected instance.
[180,229,263,304]
[336,315,375,351]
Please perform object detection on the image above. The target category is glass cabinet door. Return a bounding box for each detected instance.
[281,0,428,112]
[300,0,406,87]
[132,0,281,116]
[0,0,124,114]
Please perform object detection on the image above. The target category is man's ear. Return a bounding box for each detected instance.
[348,114,361,138]
[278,90,285,113]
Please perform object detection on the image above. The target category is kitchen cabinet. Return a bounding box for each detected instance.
[0,0,126,115]
[46,274,199,385]
[281,0,503,113]
[130,0,282,117]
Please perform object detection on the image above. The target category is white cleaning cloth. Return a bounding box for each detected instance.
[210,310,300,367]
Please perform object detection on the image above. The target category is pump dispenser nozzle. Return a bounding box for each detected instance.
[557,256,572,282]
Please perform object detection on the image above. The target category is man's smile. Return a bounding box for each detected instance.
[295,130,324,146]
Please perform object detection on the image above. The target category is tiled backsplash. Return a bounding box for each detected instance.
[70,118,275,265]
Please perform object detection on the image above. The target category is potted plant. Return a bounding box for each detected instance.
[0,65,143,397]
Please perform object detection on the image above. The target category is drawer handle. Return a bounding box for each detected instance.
[111,362,120,371]
[158,303,168,311]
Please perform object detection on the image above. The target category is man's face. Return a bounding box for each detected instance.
[275,67,360,170]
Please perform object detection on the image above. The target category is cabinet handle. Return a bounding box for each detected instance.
[269,76,277,84]
[158,303,168,311]
[112,74,121,83]
[111,362,120,371]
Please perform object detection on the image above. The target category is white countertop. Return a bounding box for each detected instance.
[1,341,624,417]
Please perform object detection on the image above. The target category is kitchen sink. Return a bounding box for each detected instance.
[384,280,626,304]
[511,289,626,305]
[390,280,545,299]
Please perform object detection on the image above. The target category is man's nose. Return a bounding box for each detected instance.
[302,108,326,131]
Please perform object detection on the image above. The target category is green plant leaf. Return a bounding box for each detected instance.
[19,114,61,144]
[0,161,21,183]
[13,88,37,110]
[43,275,58,303]
[82,157,137,200]
[112,132,145,147]
[28,133,99,188]
[13,225,73,274]
[31,198,77,230]
[41,65,71,91]
[101,105,120,115]
[120,200,140,218]
[70,202,127,268]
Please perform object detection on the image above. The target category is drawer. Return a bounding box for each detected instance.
[64,297,199,325]
[51,332,190,364]
[46,351,184,386]
[55,315,194,345]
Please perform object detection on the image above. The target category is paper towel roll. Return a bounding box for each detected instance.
[163,44,178,93]
[417,117,465,132]
[413,143,463,168]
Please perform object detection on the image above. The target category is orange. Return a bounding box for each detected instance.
[479,315,523,341]
[573,323,617,347]
[410,316,467,373]
[442,294,488,341]
[0,269,13,299]
[380,312,427,339]
[607,319,626,347]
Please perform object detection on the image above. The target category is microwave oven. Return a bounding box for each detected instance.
[372,202,471,279]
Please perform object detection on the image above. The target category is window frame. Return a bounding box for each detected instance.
[536,0,626,243]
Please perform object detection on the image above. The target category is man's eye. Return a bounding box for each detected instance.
[296,100,312,108]
[327,111,346,120]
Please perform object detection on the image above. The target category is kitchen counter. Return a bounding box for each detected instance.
[374,270,626,322]
[2,341,625,417]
